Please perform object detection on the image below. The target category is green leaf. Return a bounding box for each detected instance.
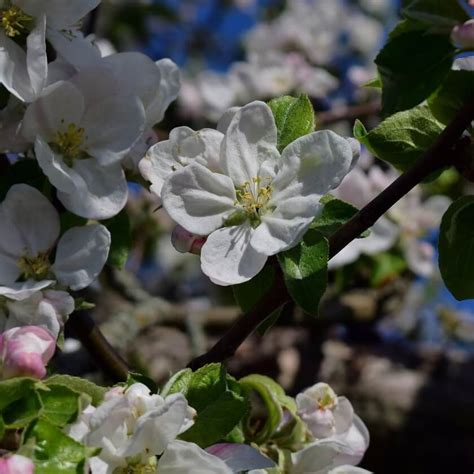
[233,265,276,312]
[39,385,81,427]
[353,104,444,172]
[402,0,469,30]
[2,390,43,429]
[363,76,382,88]
[428,70,474,125]
[310,196,359,237]
[268,94,315,152]
[103,209,132,269]
[239,374,296,444]
[179,364,248,447]
[375,22,455,115]
[44,375,107,406]
[0,378,39,410]
[24,419,96,474]
[256,307,284,336]
[160,368,193,397]
[278,230,328,316]
[0,415,4,440]
[439,197,474,300]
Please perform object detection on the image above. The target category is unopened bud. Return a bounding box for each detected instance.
[0,454,35,474]
[451,20,474,48]
[171,225,206,255]
[0,326,55,380]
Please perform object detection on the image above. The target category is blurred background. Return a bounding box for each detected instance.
[61,1,474,472]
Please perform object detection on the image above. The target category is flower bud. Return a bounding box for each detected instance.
[0,454,35,474]
[171,225,206,255]
[451,20,474,48]
[0,326,55,379]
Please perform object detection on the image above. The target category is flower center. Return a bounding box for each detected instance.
[0,5,32,38]
[52,123,86,167]
[114,456,157,474]
[316,388,337,410]
[17,252,51,280]
[234,176,273,227]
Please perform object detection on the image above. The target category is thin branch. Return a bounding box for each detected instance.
[67,310,129,382]
[188,99,474,369]
[316,100,380,126]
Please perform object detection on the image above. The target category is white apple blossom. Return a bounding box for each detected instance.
[0,289,74,339]
[70,383,272,474]
[0,0,100,102]
[0,325,55,379]
[451,20,474,48]
[161,101,354,285]
[0,184,111,298]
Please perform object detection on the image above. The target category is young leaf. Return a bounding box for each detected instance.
[233,265,276,312]
[2,391,43,429]
[103,209,132,269]
[375,22,455,115]
[0,378,39,410]
[353,104,444,172]
[39,385,81,427]
[277,230,329,316]
[428,70,474,125]
[24,419,97,474]
[402,0,469,29]
[160,368,193,397]
[310,196,359,237]
[439,197,474,300]
[44,375,107,406]
[268,94,315,152]
[179,364,248,448]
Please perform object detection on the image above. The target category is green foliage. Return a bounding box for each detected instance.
[268,94,315,152]
[239,374,297,445]
[439,197,474,300]
[178,364,249,448]
[0,378,39,410]
[23,419,97,473]
[2,390,43,429]
[44,376,107,406]
[428,70,474,125]
[103,209,132,269]
[39,385,83,427]
[370,251,407,287]
[353,104,444,172]
[278,230,329,316]
[375,20,455,115]
[402,0,469,29]
[233,265,276,312]
[160,368,193,397]
[311,196,360,237]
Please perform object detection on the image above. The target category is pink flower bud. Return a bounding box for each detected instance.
[451,20,474,48]
[0,455,35,474]
[171,225,206,255]
[0,326,55,380]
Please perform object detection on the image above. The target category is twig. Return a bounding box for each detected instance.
[67,310,129,382]
[188,99,474,369]
[316,100,380,126]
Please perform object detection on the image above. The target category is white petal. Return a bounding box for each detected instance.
[277,130,354,199]
[119,394,193,457]
[402,239,434,277]
[328,217,399,269]
[201,225,268,286]
[22,81,85,143]
[26,14,47,98]
[158,440,232,474]
[328,466,372,474]
[57,160,128,220]
[0,280,54,301]
[206,443,275,472]
[251,196,322,255]
[83,95,145,165]
[162,163,236,235]
[147,58,181,125]
[216,107,239,133]
[1,183,60,256]
[52,224,111,290]
[221,101,279,186]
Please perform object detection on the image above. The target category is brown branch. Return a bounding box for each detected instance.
[67,310,129,382]
[188,99,474,370]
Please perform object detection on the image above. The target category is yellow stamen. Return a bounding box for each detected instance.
[17,252,50,280]
[234,176,273,227]
[53,123,86,166]
[1,6,32,38]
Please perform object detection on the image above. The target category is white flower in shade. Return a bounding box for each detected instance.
[71,383,270,474]
[21,76,145,219]
[296,383,354,439]
[162,101,354,285]
[0,454,35,474]
[0,325,55,379]
[0,184,111,297]
[0,289,74,339]
[0,0,100,102]
[451,20,474,48]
